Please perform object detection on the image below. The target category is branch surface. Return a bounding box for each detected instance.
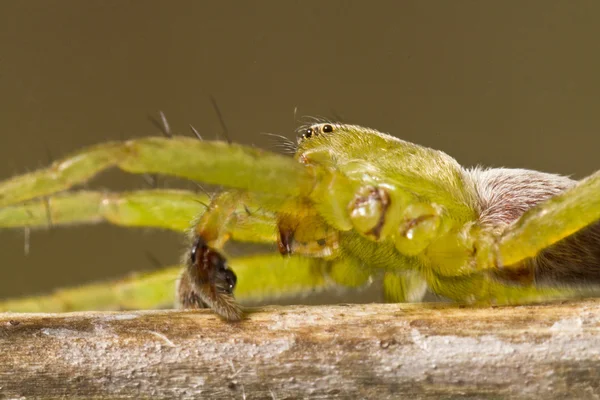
[1,300,600,399]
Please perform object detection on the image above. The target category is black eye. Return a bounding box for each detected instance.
[303,128,313,139]
[322,124,333,133]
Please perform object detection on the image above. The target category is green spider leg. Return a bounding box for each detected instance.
[0,189,209,232]
[421,170,600,282]
[0,137,315,208]
[0,254,332,313]
[422,172,600,281]
[0,187,282,247]
[497,170,600,267]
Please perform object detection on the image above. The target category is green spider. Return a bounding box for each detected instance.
[0,120,599,320]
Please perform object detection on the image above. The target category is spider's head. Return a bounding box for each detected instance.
[296,122,336,143]
[295,122,344,166]
[295,121,370,167]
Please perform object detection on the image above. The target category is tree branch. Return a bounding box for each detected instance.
[1,300,600,399]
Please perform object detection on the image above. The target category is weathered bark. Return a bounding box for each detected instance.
[1,300,600,399]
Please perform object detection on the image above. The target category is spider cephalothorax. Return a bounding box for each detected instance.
[0,121,599,319]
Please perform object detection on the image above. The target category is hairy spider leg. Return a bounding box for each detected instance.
[0,136,315,208]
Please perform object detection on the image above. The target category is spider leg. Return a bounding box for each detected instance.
[497,171,600,268]
[0,189,209,232]
[440,171,600,277]
[0,136,315,208]
[0,266,182,313]
[0,188,285,246]
[191,191,278,249]
[424,170,600,299]
[0,254,332,313]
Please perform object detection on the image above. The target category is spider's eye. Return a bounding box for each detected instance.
[322,124,334,133]
[303,128,313,139]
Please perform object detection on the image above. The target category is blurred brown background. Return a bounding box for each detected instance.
[0,1,598,301]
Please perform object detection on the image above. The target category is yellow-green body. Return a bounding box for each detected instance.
[0,122,599,316]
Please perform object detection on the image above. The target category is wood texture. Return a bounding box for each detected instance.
[1,300,600,399]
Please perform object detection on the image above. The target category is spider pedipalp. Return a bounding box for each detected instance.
[180,235,241,320]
